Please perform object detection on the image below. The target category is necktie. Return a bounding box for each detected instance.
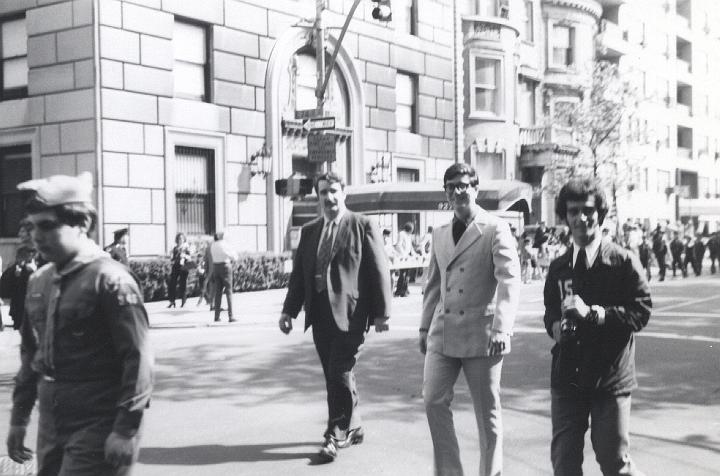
[573,247,587,293]
[315,222,334,292]
[452,219,467,245]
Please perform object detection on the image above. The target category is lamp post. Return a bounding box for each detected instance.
[249,142,272,179]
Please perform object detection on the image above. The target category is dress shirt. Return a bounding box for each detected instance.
[210,240,239,264]
[572,235,601,269]
[317,209,345,255]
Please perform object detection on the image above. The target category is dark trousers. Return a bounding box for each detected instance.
[37,380,135,476]
[167,266,188,305]
[710,254,718,274]
[395,269,409,296]
[212,263,233,320]
[310,290,365,440]
[551,389,643,476]
[653,251,666,280]
[671,254,685,277]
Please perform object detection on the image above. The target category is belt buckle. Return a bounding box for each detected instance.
[42,375,55,382]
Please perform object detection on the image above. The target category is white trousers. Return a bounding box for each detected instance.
[423,350,504,476]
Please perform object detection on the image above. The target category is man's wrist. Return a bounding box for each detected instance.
[588,305,606,325]
[419,327,428,333]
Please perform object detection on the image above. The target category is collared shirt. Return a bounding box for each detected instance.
[572,235,601,269]
[317,209,345,255]
[210,239,239,264]
[12,239,153,437]
[452,207,478,244]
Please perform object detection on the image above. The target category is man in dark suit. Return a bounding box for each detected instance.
[278,172,392,463]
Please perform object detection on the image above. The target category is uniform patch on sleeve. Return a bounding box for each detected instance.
[106,275,142,306]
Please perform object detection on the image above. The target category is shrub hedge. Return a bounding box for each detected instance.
[129,249,292,302]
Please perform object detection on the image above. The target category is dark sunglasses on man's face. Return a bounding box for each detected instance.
[444,182,470,193]
[27,219,62,232]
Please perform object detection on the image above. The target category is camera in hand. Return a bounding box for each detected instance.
[560,316,577,337]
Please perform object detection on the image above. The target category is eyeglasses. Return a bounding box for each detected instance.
[27,219,62,232]
[444,182,471,193]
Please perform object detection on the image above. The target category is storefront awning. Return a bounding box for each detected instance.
[679,199,720,218]
[345,180,532,214]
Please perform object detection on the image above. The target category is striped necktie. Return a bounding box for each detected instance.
[315,222,334,292]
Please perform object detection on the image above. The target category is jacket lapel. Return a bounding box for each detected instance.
[330,213,350,259]
[448,215,484,266]
[437,224,454,267]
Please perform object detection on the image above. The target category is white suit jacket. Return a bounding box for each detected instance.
[421,208,521,358]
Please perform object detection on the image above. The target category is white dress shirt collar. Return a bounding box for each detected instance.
[572,235,601,269]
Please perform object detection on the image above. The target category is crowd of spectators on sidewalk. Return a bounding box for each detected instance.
[511,218,720,284]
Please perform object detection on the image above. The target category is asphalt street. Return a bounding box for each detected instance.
[0,270,718,475]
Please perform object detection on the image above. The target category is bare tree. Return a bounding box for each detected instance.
[547,60,641,224]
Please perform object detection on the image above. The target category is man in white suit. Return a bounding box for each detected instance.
[420,163,521,476]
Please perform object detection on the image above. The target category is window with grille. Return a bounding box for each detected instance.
[0,144,31,237]
[551,24,574,68]
[471,57,501,115]
[173,19,209,101]
[396,73,417,133]
[1,14,28,100]
[175,146,215,235]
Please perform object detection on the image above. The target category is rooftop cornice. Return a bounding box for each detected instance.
[542,0,603,19]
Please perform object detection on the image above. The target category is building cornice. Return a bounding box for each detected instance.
[542,0,603,19]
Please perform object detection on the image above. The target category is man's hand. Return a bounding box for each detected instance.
[552,321,562,344]
[374,321,389,333]
[278,313,293,334]
[488,331,510,356]
[104,432,137,467]
[419,330,428,354]
[562,295,590,321]
[7,425,33,464]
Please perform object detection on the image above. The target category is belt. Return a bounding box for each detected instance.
[42,374,56,382]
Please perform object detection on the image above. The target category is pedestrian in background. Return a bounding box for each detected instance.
[7,172,153,475]
[0,220,43,331]
[209,231,238,322]
[683,235,696,277]
[651,224,667,281]
[420,163,520,476]
[708,231,720,274]
[394,221,417,297]
[543,178,651,476]
[670,231,686,278]
[638,235,652,281]
[278,172,391,463]
[167,232,192,308]
[692,233,706,276]
[104,228,129,266]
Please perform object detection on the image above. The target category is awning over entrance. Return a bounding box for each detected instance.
[345,180,533,214]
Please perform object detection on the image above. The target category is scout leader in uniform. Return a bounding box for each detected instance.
[6,172,153,476]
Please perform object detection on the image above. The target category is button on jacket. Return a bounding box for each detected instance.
[421,208,521,357]
[543,240,651,394]
[11,244,153,437]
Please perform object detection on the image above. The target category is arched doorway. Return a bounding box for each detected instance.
[265,27,364,251]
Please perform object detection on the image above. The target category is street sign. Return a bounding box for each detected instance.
[295,108,323,120]
[302,116,335,132]
[308,133,336,163]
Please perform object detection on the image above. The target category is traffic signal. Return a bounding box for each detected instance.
[371,0,392,22]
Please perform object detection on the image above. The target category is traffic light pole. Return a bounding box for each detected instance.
[317,0,363,103]
[315,0,326,114]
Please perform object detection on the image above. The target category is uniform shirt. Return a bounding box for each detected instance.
[11,241,153,437]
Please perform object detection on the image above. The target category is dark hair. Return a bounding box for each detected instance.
[25,196,97,232]
[175,232,186,242]
[443,163,479,187]
[555,178,609,225]
[382,228,391,236]
[403,222,414,233]
[314,171,346,194]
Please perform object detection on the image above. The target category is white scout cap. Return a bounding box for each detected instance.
[17,172,94,206]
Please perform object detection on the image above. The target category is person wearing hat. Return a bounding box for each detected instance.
[104,228,130,266]
[6,172,153,475]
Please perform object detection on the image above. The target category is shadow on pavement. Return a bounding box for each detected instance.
[139,442,317,465]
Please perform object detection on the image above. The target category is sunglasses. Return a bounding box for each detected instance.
[27,219,63,232]
[444,182,471,193]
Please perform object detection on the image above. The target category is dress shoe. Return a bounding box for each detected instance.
[337,427,364,449]
[181,299,186,307]
[214,317,220,322]
[167,302,176,308]
[228,317,237,323]
[318,435,338,462]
